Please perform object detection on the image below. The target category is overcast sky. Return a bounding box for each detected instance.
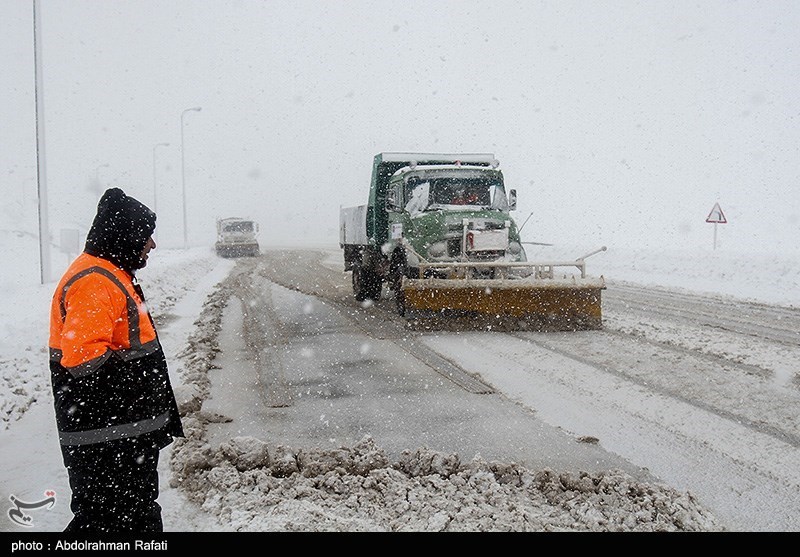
[3,0,799,259]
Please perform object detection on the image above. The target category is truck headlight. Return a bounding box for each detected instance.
[507,241,522,255]
[427,241,447,258]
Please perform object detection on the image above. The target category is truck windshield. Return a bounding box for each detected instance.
[404,172,507,211]
[430,177,493,206]
[225,222,253,233]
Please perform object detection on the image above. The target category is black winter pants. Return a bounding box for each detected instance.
[61,439,162,533]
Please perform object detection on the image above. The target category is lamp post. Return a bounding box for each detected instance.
[34,0,51,284]
[152,143,169,214]
[180,106,202,248]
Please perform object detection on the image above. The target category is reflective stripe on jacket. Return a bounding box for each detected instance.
[49,253,183,447]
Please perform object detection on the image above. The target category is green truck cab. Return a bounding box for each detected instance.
[340,153,529,310]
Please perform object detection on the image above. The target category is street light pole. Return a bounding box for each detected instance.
[152,143,169,215]
[180,106,202,248]
[33,0,51,284]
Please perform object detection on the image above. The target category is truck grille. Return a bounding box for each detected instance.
[447,238,461,256]
[470,250,505,261]
[446,238,505,260]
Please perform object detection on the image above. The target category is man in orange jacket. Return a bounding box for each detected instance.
[49,187,184,532]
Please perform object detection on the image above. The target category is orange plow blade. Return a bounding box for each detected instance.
[402,277,606,331]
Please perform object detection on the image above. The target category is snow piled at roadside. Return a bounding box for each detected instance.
[574,244,800,309]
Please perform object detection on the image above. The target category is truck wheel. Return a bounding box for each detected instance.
[390,251,410,316]
[353,267,367,301]
[353,267,381,302]
[395,286,407,316]
[366,271,382,300]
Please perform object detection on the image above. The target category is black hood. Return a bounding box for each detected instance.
[84,187,156,274]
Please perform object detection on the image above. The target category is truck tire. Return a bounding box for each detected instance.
[390,251,414,316]
[353,266,382,302]
[395,285,407,316]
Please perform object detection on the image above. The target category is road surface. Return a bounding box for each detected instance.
[187,247,800,531]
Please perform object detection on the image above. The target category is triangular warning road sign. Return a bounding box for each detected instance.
[706,202,727,224]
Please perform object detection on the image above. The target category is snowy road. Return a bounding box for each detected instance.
[202,254,652,476]
[187,247,800,531]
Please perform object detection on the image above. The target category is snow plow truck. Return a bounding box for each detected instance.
[339,152,606,330]
[215,217,260,258]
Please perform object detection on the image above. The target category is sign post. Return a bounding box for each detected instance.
[705,202,727,250]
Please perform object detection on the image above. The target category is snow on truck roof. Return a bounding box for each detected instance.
[377,152,499,166]
[391,164,502,177]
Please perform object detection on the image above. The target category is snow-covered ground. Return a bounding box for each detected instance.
[1,227,798,532]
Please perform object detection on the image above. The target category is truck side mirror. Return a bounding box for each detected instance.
[508,189,517,211]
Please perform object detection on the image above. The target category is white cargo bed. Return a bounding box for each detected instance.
[339,205,369,246]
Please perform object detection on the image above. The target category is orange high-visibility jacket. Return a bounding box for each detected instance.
[50,253,160,374]
[49,253,183,448]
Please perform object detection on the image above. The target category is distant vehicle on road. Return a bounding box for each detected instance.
[215,217,259,258]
